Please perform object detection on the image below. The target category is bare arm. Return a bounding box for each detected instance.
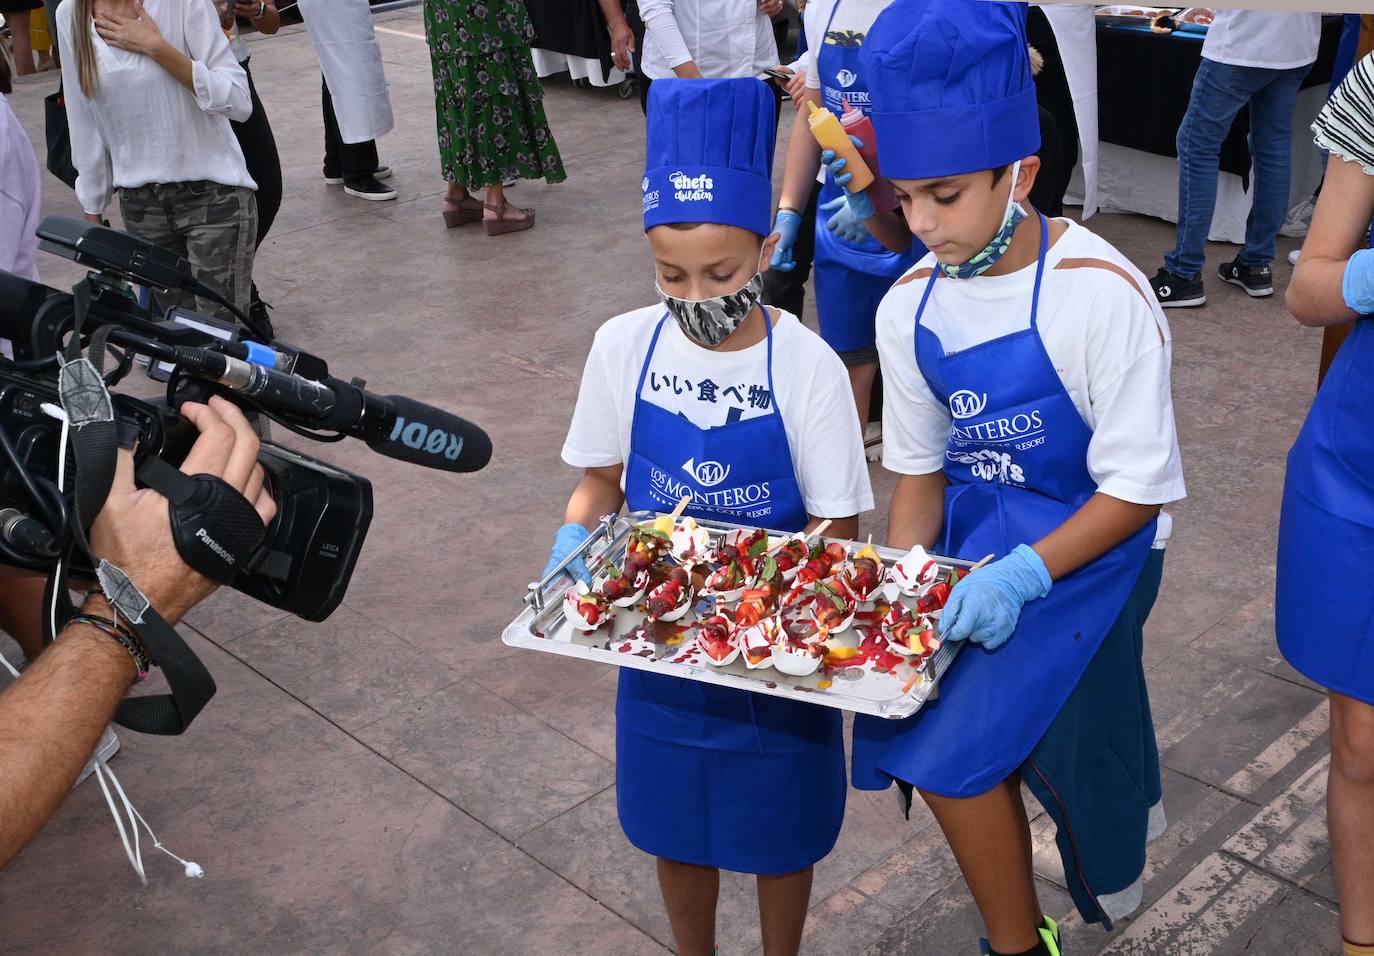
[779,88,823,212]
[565,464,627,530]
[234,0,280,36]
[1031,493,1160,580]
[863,209,915,255]
[1287,154,1374,327]
[0,398,274,868]
[886,471,947,552]
[0,596,135,867]
[596,0,633,71]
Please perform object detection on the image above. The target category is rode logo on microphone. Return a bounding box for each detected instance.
[390,415,466,461]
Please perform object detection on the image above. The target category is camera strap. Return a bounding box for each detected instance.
[50,283,218,735]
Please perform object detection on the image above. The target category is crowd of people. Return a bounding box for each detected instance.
[2,2,1374,956]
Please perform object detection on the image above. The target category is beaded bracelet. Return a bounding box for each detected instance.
[69,614,153,682]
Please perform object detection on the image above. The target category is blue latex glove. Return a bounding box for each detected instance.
[770,208,803,272]
[938,544,1052,651]
[821,138,877,221]
[544,522,592,584]
[820,195,871,245]
[1342,247,1374,315]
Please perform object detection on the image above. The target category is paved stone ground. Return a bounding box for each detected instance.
[0,7,1345,954]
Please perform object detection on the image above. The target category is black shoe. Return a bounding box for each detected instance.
[1150,267,1206,308]
[1217,256,1274,297]
[325,164,391,185]
[248,294,276,342]
[343,176,397,201]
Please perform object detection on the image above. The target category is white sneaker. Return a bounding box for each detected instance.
[864,421,883,463]
[1288,249,1301,266]
[74,726,121,788]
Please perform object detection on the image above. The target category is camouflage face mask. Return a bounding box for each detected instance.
[657,271,766,347]
[938,159,1026,281]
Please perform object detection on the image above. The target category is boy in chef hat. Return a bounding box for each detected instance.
[546,77,873,955]
[849,2,1187,954]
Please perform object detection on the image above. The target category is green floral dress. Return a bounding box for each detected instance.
[424,0,567,188]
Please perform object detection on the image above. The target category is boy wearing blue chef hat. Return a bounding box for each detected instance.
[544,77,874,955]
[850,2,1187,955]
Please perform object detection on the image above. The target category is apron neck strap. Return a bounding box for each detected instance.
[914,210,1052,334]
[1028,211,1050,332]
[635,313,671,398]
[822,0,844,36]
[637,309,779,404]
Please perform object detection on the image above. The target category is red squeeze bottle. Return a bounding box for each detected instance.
[839,99,899,215]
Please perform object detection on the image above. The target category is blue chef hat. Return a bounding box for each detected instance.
[859,0,1040,180]
[642,78,777,238]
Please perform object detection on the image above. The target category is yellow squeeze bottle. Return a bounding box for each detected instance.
[806,102,874,193]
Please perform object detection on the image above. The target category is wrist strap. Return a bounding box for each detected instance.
[69,614,153,682]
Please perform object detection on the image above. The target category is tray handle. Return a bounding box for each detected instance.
[525,512,622,613]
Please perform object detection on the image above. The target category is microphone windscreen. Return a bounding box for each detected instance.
[365,395,492,473]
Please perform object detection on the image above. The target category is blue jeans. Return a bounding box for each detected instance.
[1165,58,1312,278]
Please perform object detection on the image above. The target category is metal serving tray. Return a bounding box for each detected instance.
[504,512,969,719]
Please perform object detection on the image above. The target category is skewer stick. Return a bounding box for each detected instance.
[765,518,832,556]
[969,553,996,572]
[901,670,923,694]
[668,494,692,522]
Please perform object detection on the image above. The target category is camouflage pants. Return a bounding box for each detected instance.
[118,181,257,323]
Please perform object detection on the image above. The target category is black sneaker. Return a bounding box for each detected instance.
[1217,256,1274,297]
[1150,267,1206,308]
[343,176,397,201]
[324,165,391,185]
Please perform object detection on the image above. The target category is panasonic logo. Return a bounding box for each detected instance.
[196,527,235,566]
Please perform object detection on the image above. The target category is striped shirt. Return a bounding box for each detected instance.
[1313,52,1374,175]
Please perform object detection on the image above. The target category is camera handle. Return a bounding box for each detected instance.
[44,282,219,735]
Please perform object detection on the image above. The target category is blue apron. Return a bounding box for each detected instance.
[812,0,919,355]
[616,311,847,875]
[852,216,1157,797]
[1276,315,1374,705]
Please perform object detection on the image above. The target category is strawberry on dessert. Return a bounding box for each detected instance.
[696,614,739,666]
[646,567,693,622]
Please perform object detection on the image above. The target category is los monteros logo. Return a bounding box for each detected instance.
[948,389,988,420]
[682,457,731,487]
[669,171,714,203]
[641,175,660,213]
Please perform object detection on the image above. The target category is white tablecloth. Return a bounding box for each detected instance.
[1070,83,1328,243]
[530,48,628,88]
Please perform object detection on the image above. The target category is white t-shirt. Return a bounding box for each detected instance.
[0,94,41,282]
[57,0,256,216]
[562,306,875,520]
[1202,11,1321,71]
[876,220,1185,544]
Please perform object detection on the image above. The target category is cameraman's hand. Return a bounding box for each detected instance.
[90,397,275,625]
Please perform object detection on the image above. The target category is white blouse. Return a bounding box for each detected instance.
[57,0,255,216]
[637,0,778,81]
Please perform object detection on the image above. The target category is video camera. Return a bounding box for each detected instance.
[0,217,492,733]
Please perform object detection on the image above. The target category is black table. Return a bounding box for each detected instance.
[1095,14,1344,182]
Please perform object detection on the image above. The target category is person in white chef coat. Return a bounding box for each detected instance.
[298,0,396,201]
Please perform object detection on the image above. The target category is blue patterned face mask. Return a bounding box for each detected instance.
[938,160,1026,280]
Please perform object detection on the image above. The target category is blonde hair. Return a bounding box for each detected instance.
[72,0,101,97]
